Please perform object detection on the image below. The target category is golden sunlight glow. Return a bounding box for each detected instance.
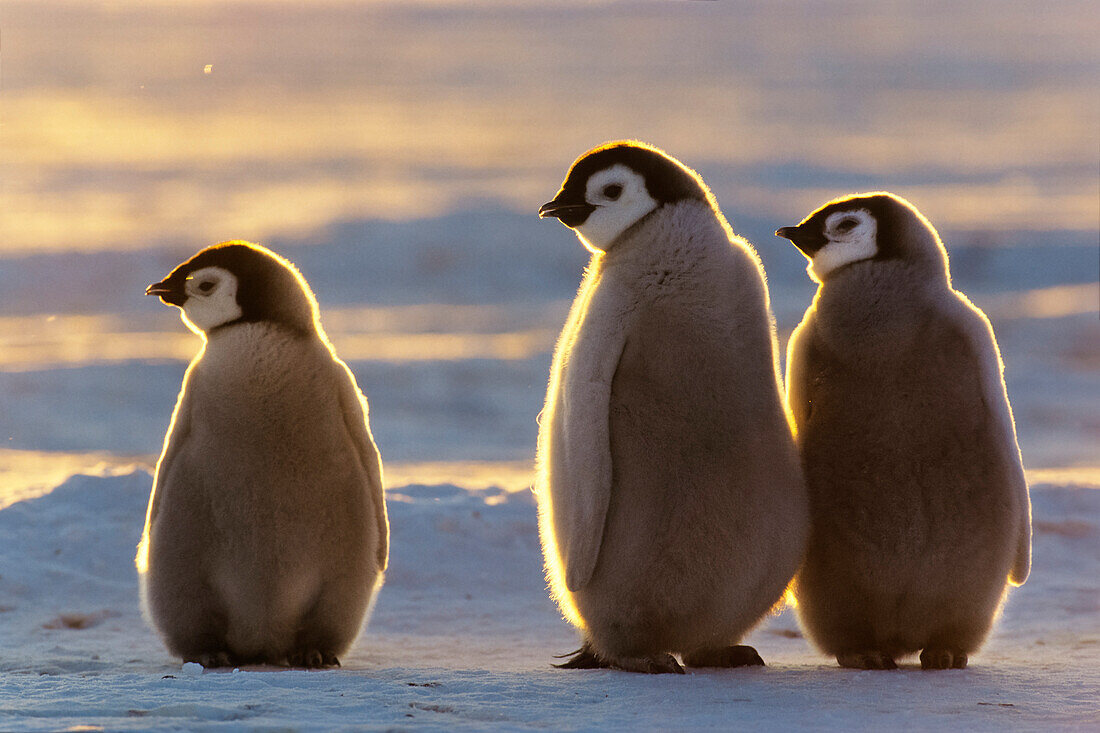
[0,449,150,511]
[531,266,606,632]
[1025,467,1100,489]
[0,307,561,371]
[2,0,1096,256]
[332,331,555,363]
[383,461,533,493]
[978,283,1099,320]
[1,451,536,518]
[6,279,1090,373]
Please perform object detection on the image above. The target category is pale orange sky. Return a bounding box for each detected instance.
[2,1,1097,255]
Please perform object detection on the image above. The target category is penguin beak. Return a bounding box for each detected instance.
[146,279,186,307]
[775,225,826,256]
[538,198,596,227]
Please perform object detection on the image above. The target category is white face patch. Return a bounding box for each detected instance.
[178,266,242,333]
[574,164,658,253]
[809,208,878,281]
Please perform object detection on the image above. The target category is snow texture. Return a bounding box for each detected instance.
[0,471,1096,731]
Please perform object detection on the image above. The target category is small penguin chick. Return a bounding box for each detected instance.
[535,140,808,675]
[539,140,710,253]
[139,240,388,668]
[776,192,1031,671]
[776,192,944,283]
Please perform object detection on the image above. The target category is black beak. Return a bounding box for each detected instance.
[538,198,596,228]
[539,200,586,218]
[146,279,185,306]
[775,224,826,256]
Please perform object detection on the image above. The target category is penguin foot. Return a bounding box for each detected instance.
[836,651,897,670]
[186,651,234,668]
[920,648,967,670]
[683,645,765,668]
[288,649,341,668]
[611,653,685,675]
[553,644,684,674]
[552,644,611,669]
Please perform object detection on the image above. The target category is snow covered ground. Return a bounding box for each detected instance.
[0,472,1096,731]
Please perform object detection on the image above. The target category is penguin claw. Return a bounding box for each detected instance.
[552,644,611,669]
[288,649,340,668]
[837,651,897,670]
[683,644,765,668]
[920,648,967,670]
[553,643,685,674]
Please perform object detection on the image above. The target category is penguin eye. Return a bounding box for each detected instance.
[198,280,216,293]
[836,218,858,233]
[601,184,623,201]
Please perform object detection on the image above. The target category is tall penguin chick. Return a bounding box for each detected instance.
[137,241,389,668]
[536,141,808,673]
[777,192,1031,670]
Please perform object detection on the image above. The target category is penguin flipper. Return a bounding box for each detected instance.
[785,314,827,434]
[947,296,1031,585]
[139,367,196,571]
[334,357,390,572]
[149,367,197,521]
[555,337,628,593]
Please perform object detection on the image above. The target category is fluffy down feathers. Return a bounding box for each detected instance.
[537,197,807,665]
[138,242,388,667]
[782,193,1030,667]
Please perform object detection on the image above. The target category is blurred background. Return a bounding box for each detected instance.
[1,0,1097,499]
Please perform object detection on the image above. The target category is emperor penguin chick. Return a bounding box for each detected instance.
[536,141,808,674]
[137,241,389,668]
[777,192,1032,670]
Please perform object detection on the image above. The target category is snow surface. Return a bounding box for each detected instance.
[0,471,1097,731]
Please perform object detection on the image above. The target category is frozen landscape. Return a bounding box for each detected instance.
[0,215,1097,730]
[1,0,1098,730]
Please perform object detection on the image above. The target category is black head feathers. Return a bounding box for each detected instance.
[147,241,320,334]
[539,140,713,226]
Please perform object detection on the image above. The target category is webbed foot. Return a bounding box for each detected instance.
[837,651,897,670]
[920,648,967,670]
[683,644,765,668]
[553,643,684,674]
[613,653,685,675]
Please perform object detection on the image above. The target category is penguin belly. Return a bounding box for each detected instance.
[795,366,1018,658]
[573,331,805,660]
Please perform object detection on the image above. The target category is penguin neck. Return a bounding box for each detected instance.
[599,200,728,271]
[203,320,318,353]
[812,259,951,358]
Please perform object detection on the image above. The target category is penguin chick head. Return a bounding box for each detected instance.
[538,140,711,253]
[147,241,320,336]
[775,192,948,283]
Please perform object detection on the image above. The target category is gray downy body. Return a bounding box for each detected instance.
[788,249,1029,664]
[543,200,808,664]
[141,286,387,666]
